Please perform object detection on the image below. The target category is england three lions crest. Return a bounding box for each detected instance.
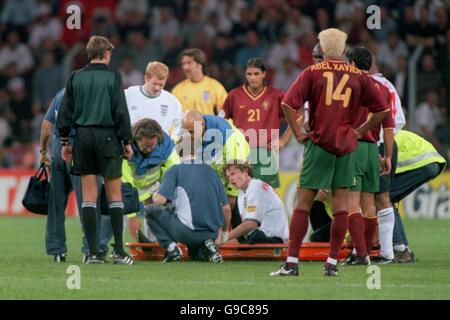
[160,104,169,116]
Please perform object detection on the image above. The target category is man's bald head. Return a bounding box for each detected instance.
[182,109,205,135]
[312,43,324,64]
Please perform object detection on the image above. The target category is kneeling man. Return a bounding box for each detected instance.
[224,162,288,244]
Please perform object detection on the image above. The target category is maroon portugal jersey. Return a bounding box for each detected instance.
[355,76,395,143]
[220,85,284,147]
[282,59,388,155]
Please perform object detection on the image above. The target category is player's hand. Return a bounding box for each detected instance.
[40,152,51,166]
[123,144,134,160]
[61,145,73,162]
[380,157,391,176]
[353,129,362,140]
[221,230,229,244]
[294,131,310,143]
[127,216,141,241]
[149,182,160,197]
[267,139,280,150]
[316,189,329,201]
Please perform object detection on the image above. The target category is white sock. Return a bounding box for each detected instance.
[326,257,337,265]
[377,207,395,260]
[394,244,406,252]
[167,242,177,251]
[287,256,299,264]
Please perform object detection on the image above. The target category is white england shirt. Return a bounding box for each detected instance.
[371,73,406,142]
[125,86,183,138]
[237,179,289,241]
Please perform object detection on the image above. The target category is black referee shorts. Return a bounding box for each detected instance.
[72,127,123,178]
[378,141,398,194]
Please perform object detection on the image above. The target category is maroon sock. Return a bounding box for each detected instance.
[364,217,378,255]
[348,213,367,258]
[329,211,348,260]
[287,209,309,265]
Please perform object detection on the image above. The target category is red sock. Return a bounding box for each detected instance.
[364,217,377,255]
[348,213,367,258]
[287,209,309,264]
[329,211,348,260]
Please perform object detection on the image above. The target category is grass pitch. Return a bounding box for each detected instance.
[0,216,449,300]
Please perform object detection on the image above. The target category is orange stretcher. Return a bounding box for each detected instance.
[126,242,354,261]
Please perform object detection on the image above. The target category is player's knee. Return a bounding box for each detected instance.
[375,192,391,209]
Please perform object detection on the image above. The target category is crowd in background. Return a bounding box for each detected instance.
[0,0,448,169]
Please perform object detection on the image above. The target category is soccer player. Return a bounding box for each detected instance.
[223,162,288,244]
[270,28,389,277]
[342,47,396,266]
[181,109,250,227]
[220,58,288,188]
[348,48,406,263]
[172,48,227,115]
[125,61,182,138]
[57,36,134,265]
[371,60,406,263]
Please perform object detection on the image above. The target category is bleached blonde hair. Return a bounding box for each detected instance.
[145,61,169,80]
[318,28,347,58]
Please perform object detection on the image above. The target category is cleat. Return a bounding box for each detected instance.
[393,248,416,263]
[340,253,356,265]
[270,263,299,276]
[112,252,134,265]
[371,255,393,264]
[341,254,370,266]
[163,244,183,263]
[84,254,105,264]
[98,251,108,263]
[109,243,116,258]
[323,263,338,276]
[204,239,223,263]
[54,253,66,263]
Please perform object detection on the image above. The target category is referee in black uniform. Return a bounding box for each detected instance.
[57,36,134,265]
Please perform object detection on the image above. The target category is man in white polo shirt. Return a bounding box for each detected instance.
[223,162,288,244]
[125,61,183,138]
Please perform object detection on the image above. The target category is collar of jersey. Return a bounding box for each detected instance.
[140,86,161,99]
[243,85,267,101]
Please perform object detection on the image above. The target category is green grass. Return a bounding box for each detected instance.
[0,216,449,299]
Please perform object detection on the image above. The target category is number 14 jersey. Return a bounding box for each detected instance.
[283,59,388,156]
